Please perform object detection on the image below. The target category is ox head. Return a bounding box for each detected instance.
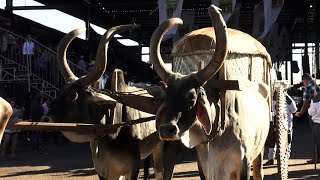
[46,25,138,142]
[149,5,227,142]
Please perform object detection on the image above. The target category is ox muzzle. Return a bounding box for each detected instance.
[159,123,180,141]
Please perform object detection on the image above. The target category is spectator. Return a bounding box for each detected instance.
[37,50,48,77]
[308,94,320,164]
[265,90,297,165]
[7,31,16,59]
[77,55,87,70]
[1,31,8,55]
[295,73,320,163]
[22,34,35,70]
[42,99,49,116]
[1,99,23,157]
[29,93,44,152]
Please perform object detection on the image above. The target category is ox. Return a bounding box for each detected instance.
[147,5,271,180]
[0,97,12,144]
[45,25,165,180]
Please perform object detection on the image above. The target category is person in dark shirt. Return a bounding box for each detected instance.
[29,93,44,152]
[295,73,320,163]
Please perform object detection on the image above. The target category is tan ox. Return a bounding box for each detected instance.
[147,5,271,180]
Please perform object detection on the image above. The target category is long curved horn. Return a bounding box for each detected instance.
[195,5,228,84]
[80,24,140,87]
[150,18,183,81]
[57,28,85,82]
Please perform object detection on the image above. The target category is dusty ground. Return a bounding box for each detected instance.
[0,120,320,180]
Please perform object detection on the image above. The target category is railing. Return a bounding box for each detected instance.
[0,26,89,99]
[0,55,58,99]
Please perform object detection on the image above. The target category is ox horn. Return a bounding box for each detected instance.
[150,18,183,81]
[57,28,85,82]
[80,24,140,87]
[195,5,228,84]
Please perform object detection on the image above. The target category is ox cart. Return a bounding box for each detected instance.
[5,66,290,180]
[3,5,290,180]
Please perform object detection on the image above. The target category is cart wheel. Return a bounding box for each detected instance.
[275,87,289,180]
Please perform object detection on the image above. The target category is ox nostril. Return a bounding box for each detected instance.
[168,126,177,134]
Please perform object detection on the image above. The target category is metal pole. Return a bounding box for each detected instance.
[314,0,319,170]
[303,2,310,74]
[27,55,31,92]
[315,0,319,76]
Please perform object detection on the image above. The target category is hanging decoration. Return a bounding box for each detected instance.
[259,0,284,39]
[158,0,184,38]
[211,0,237,22]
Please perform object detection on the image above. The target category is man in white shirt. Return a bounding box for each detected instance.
[265,90,297,165]
[308,94,320,163]
[22,34,34,71]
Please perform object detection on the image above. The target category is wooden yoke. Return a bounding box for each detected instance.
[198,61,226,131]
[218,63,226,131]
[110,70,121,124]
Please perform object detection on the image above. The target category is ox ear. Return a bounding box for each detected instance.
[196,87,214,135]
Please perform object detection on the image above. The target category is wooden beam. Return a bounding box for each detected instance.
[7,122,117,135]
[206,79,242,91]
[7,116,155,135]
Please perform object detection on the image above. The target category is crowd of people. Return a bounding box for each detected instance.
[0,92,61,157]
[0,28,100,85]
[264,73,320,166]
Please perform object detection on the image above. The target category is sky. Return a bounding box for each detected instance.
[0,0,138,46]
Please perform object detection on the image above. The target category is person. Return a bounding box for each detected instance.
[77,55,87,70]
[1,99,23,157]
[265,88,297,165]
[6,31,16,59]
[42,100,49,116]
[22,34,35,71]
[295,73,320,163]
[37,50,48,77]
[29,93,44,152]
[308,94,320,164]
[1,31,8,55]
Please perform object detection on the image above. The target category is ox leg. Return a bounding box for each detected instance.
[240,156,250,180]
[252,149,264,180]
[98,175,106,180]
[152,141,164,180]
[128,167,140,180]
[197,155,206,180]
[163,141,185,180]
[143,156,151,180]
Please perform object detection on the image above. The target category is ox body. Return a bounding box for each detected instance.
[147,5,272,180]
[45,26,167,180]
[0,97,13,144]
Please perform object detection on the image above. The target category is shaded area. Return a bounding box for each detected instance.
[0,141,97,178]
[0,119,319,179]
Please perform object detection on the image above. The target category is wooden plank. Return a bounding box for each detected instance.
[206,79,241,90]
[6,122,117,135]
[6,116,155,135]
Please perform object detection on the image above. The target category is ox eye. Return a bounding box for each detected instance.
[66,92,78,101]
[71,92,78,101]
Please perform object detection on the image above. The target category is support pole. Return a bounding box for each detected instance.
[315,0,319,76]
[86,5,91,41]
[303,2,310,74]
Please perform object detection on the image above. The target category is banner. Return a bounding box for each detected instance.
[211,0,237,22]
[252,2,264,39]
[259,0,284,39]
[158,0,184,38]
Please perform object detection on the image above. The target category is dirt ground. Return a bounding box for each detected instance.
[0,120,320,180]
